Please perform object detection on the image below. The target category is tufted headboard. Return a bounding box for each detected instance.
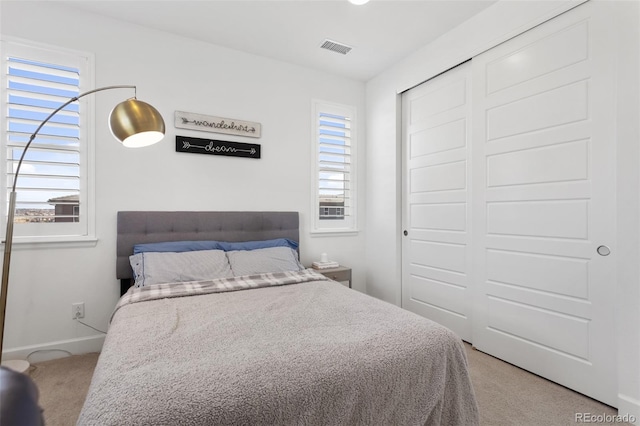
[116,211,300,294]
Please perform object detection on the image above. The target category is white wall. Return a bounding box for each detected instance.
[0,1,366,361]
[365,0,639,420]
[614,0,640,419]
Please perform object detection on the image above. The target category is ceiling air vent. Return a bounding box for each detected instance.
[320,39,352,55]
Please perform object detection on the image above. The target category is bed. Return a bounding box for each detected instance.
[78,211,479,425]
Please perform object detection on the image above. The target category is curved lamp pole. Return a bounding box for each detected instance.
[0,85,165,365]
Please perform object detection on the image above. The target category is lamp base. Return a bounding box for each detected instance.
[1,359,30,375]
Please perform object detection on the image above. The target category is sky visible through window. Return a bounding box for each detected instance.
[6,56,81,222]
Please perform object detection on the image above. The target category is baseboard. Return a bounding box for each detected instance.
[1,334,105,363]
[618,394,640,425]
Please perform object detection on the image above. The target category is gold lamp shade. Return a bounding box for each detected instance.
[109,98,165,148]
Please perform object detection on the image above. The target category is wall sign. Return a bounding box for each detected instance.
[176,135,261,159]
[175,111,261,138]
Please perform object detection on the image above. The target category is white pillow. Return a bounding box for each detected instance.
[226,247,304,277]
[130,249,233,287]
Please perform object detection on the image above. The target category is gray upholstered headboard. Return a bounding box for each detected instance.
[116,211,299,292]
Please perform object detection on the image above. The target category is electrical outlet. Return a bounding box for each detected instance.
[72,302,85,319]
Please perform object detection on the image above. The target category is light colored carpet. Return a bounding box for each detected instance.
[28,353,98,426]
[28,344,629,426]
[464,345,628,426]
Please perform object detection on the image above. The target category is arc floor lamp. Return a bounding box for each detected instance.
[0,85,165,371]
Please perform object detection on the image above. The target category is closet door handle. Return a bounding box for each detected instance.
[403,230,408,236]
[597,245,611,256]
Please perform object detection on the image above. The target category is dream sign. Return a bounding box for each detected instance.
[176,136,261,159]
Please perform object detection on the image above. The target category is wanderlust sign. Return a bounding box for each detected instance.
[175,111,261,138]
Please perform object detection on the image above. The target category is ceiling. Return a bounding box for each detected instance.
[61,0,497,81]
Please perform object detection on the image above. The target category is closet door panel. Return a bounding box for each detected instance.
[472,2,616,406]
[487,139,589,187]
[402,61,473,342]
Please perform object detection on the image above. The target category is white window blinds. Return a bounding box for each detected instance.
[7,57,81,222]
[318,112,350,220]
[312,101,356,232]
[1,39,94,240]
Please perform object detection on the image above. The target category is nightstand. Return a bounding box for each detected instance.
[315,265,352,288]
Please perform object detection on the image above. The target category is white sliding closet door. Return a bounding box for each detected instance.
[401,62,472,342]
[401,2,617,406]
[471,3,616,405]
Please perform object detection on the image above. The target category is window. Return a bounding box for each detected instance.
[0,39,94,241]
[311,100,357,233]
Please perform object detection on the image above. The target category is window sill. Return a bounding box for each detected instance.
[2,235,98,249]
[310,229,359,237]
